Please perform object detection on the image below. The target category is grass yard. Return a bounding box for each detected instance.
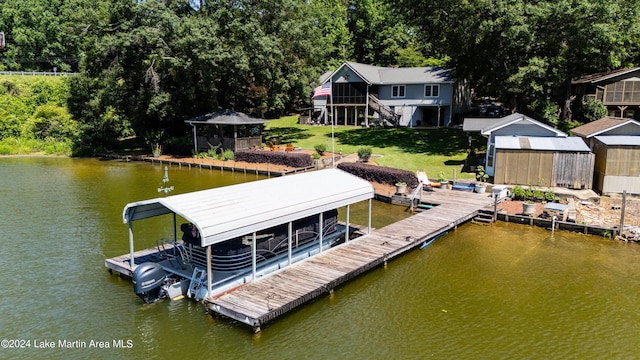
[264,115,486,179]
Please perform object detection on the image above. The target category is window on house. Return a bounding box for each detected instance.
[604,80,640,104]
[487,144,494,167]
[425,85,440,97]
[392,85,405,98]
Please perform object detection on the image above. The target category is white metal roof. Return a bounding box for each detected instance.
[495,136,591,152]
[594,135,640,146]
[123,169,374,247]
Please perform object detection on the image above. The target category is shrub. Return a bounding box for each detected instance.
[235,150,312,168]
[511,185,526,200]
[314,143,327,155]
[223,149,234,161]
[357,147,372,162]
[337,162,418,187]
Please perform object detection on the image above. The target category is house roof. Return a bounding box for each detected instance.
[570,117,640,138]
[594,135,640,146]
[321,62,455,86]
[462,117,505,132]
[477,113,567,137]
[572,67,640,84]
[495,136,591,152]
[122,169,374,247]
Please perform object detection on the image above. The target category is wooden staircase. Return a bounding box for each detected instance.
[474,209,495,224]
[368,94,400,126]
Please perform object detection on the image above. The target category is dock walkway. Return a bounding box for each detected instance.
[206,188,494,331]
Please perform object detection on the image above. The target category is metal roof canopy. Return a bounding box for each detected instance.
[494,136,591,152]
[123,169,374,247]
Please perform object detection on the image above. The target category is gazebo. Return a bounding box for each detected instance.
[185,109,270,154]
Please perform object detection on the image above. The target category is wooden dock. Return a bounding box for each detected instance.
[205,188,495,332]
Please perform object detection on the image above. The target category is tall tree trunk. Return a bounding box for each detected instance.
[560,77,573,121]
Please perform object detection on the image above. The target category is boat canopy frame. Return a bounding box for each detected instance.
[122,168,374,297]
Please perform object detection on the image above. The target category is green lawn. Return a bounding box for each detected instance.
[264,115,486,179]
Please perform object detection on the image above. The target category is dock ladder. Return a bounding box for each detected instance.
[187,267,207,300]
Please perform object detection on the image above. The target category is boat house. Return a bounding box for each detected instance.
[118,169,374,301]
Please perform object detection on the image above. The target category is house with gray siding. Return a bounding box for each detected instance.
[312,62,470,127]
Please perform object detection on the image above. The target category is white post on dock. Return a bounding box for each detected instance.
[128,222,135,269]
[368,199,372,234]
[206,246,212,299]
[252,232,257,280]
[173,213,177,241]
[319,212,324,253]
[288,222,293,266]
[345,204,350,243]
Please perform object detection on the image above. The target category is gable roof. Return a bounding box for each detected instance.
[321,62,455,86]
[478,113,567,137]
[572,67,640,84]
[122,169,374,247]
[570,117,640,138]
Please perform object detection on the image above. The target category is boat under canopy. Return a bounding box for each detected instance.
[121,168,374,300]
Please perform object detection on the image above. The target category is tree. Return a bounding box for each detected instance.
[395,0,640,122]
[69,0,327,151]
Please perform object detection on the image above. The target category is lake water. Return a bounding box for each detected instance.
[1,157,639,359]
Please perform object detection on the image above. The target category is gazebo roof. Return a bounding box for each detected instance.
[185,109,270,125]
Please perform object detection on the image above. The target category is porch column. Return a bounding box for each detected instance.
[365,86,370,127]
[191,124,198,154]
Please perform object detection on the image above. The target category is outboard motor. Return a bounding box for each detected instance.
[132,262,167,303]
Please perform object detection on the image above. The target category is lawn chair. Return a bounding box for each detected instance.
[417,170,439,190]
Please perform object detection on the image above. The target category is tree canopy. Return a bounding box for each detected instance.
[395,0,640,121]
[1,0,640,152]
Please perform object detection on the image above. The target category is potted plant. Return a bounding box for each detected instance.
[475,165,489,193]
[522,199,537,216]
[438,171,451,189]
[395,181,407,195]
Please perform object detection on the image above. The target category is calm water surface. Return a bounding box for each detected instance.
[1,157,639,359]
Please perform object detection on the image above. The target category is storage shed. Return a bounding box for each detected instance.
[571,117,640,194]
[492,136,594,189]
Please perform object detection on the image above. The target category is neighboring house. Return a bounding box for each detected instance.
[571,117,640,194]
[572,67,640,119]
[464,113,594,189]
[312,62,470,127]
